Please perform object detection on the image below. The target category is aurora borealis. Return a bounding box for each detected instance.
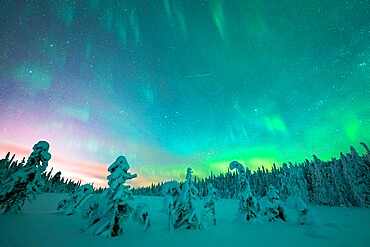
[1,0,369,188]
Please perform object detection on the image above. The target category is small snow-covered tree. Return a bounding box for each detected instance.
[0,141,51,214]
[132,203,151,229]
[286,196,313,225]
[171,167,202,230]
[57,184,94,215]
[260,185,286,222]
[229,161,259,221]
[84,156,150,237]
[162,181,179,214]
[202,183,217,225]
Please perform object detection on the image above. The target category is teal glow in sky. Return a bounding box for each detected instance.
[1,1,369,187]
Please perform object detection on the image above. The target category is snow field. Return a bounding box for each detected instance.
[0,193,370,247]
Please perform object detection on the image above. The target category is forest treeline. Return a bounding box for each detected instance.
[132,142,370,207]
[1,142,369,207]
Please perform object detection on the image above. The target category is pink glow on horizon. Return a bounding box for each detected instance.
[0,142,155,188]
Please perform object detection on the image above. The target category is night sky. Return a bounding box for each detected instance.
[1,0,369,188]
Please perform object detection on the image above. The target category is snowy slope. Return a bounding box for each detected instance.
[0,193,369,247]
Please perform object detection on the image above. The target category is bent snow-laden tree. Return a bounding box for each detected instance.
[57,184,94,215]
[229,161,259,221]
[84,156,150,237]
[0,141,51,214]
[171,167,202,230]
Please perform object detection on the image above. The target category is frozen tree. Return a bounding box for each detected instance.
[80,193,101,223]
[162,181,179,214]
[0,141,51,214]
[229,161,259,221]
[310,155,331,205]
[342,146,370,207]
[330,158,352,207]
[84,156,150,237]
[132,203,151,229]
[57,184,94,215]
[202,183,217,225]
[278,163,290,201]
[288,166,309,203]
[286,196,313,225]
[171,167,202,230]
[260,185,286,222]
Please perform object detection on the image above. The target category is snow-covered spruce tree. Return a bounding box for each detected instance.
[343,146,370,207]
[288,166,309,203]
[0,141,51,214]
[278,163,290,201]
[57,184,94,215]
[259,185,286,222]
[310,155,332,205]
[202,183,217,225]
[330,157,352,207]
[162,181,181,231]
[162,181,179,214]
[171,167,202,230]
[84,156,150,237]
[254,167,267,198]
[229,161,259,221]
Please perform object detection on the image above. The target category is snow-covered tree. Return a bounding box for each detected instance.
[278,163,290,201]
[132,203,151,229]
[229,161,259,221]
[330,158,351,207]
[202,183,217,225]
[286,196,313,225]
[162,181,179,214]
[0,141,51,214]
[171,167,202,230]
[80,193,100,223]
[260,185,286,222]
[342,146,370,207]
[310,155,332,205]
[57,184,94,215]
[288,166,309,203]
[84,156,150,237]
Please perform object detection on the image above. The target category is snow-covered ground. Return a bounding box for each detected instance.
[1,193,369,247]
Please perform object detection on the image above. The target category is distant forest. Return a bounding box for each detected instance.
[1,142,369,207]
[132,143,370,207]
